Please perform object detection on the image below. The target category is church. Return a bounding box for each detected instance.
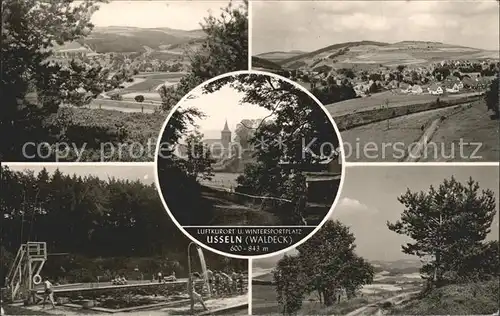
[202,120,235,159]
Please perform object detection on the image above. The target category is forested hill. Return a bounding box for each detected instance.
[0,166,245,283]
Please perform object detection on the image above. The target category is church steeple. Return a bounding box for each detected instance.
[221,119,231,150]
[222,119,230,132]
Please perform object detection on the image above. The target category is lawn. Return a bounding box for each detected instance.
[420,101,500,162]
[340,106,458,162]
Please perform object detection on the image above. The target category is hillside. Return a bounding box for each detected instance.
[257,40,499,70]
[252,56,283,70]
[255,50,307,63]
[80,26,206,53]
[389,280,499,315]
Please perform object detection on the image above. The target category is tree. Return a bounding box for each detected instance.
[134,95,145,103]
[1,166,244,283]
[182,131,214,182]
[159,0,248,112]
[397,65,406,73]
[485,77,499,119]
[369,82,381,94]
[296,221,374,306]
[158,0,248,166]
[273,221,374,314]
[1,0,124,160]
[234,119,262,149]
[387,176,497,287]
[275,255,306,315]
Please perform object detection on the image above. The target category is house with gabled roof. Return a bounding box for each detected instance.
[461,76,477,89]
[445,82,460,94]
[428,83,443,95]
[411,84,423,94]
[399,83,411,93]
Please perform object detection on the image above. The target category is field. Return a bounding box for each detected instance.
[255,51,306,63]
[420,101,500,162]
[276,41,499,69]
[325,91,481,117]
[112,72,185,102]
[339,100,498,162]
[86,99,159,113]
[340,106,464,162]
[120,72,185,95]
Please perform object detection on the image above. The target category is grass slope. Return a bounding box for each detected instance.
[389,280,499,315]
[80,26,205,53]
[252,56,283,70]
[278,40,496,69]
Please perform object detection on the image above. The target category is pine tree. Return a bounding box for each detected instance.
[387,176,497,286]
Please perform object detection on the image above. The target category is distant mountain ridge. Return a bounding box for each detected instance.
[79,26,206,53]
[256,40,499,69]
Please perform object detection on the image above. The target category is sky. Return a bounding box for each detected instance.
[252,0,500,54]
[176,84,273,140]
[5,164,155,185]
[88,0,232,29]
[255,165,500,267]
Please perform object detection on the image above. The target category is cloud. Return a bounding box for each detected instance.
[252,0,499,54]
[331,197,377,219]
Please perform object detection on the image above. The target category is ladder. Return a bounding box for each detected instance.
[7,242,47,302]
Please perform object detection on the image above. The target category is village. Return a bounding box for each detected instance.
[272,58,498,98]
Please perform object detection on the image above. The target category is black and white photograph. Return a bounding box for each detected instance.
[1,0,248,162]
[252,165,499,315]
[251,1,500,162]
[155,72,343,256]
[0,164,249,315]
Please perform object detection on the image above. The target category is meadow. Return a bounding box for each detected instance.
[340,106,463,162]
[117,72,185,100]
[420,100,500,162]
[339,100,498,162]
[326,91,481,117]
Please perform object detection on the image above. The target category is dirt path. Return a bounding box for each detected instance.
[345,290,420,316]
[404,118,441,162]
[403,103,472,162]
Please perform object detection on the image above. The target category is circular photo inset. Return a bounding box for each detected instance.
[155,70,345,258]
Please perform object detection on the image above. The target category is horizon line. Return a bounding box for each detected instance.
[255,40,500,56]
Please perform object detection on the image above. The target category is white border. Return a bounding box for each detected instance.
[154,70,347,260]
[2,162,154,167]
[247,0,252,71]
[247,258,253,315]
[346,162,500,167]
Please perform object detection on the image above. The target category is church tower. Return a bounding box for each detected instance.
[221,120,231,150]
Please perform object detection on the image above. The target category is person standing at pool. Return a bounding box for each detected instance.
[205,269,214,295]
[42,277,55,309]
[188,273,208,313]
